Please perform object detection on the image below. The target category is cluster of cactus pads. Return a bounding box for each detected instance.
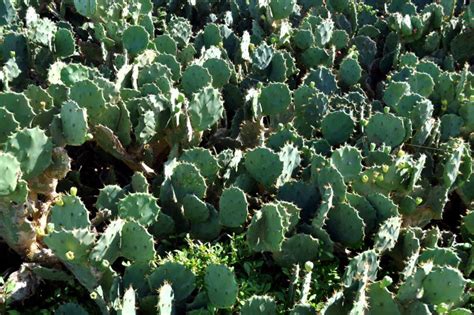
[1,0,474,314]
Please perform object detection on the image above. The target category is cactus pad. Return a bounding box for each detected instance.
[169,163,207,201]
[183,194,210,223]
[121,220,155,262]
[60,101,88,146]
[327,203,365,248]
[365,112,406,147]
[321,111,354,145]
[122,25,149,55]
[4,127,52,179]
[148,262,196,302]
[247,204,284,252]
[421,266,466,305]
[181,65,212,95]
[245,147,283,190]
[330,145,363,182]
[241,295,277,315]
[180,148,219,182]
[118,193,160,227]
[259,82,292,116]
[188,86,224,131]
[0,152,21,196]
[204,264,238,308]
[50,195,90,230]
[219,187,248,228]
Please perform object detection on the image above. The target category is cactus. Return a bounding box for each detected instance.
[190,204,222,241]
[266,124,303,151]
[95,185,126,216]
[278,143,301,185]
[383,81,411,109]
[203,58,232,89]
[154,35,177,55]
[366,280,401,314]
[0,107,19,144]
[353,35,377,69]
[241,295,277,315]
[326,202,365,248]
[317,166,347,202]
[117,193,160,227]
[365,112,407,147]
[44,228,96,264]
[188,86,224,131]
[1,1,473,313]
[181,65,212,96]
[339,52,362,87]
[50,195,90,230]
[131,172,149,193]
[304,66,337,95]
[441,139,469,189]
[422,266,467,305]
[269,52,288,82]
[343,250,379,287]
[137,64,173,88]
[90,219,123,264]
[330,145,363,182]
[247,203,285,252]
[259,82,292,116]
[55,303,89,315]
[313,186,334,229]
[321,110,355,145]
[24,85,53,113]
[315,18,334,47]
[54,28,76,58]
[251,43,274,71]
[290,304,316,315]
[69,79,105,120]
[0,152,21,196]
[440,114,463,141]
[148,262,196,302]
[301,46,333,71]
[121,220,156,262]
[180,148,219,183]
[183,194,209,223]
[122,25,149,55]
[366,193,400,225]
[295,92,329,137]
[0,92,35,127]
[278,181,319,219]
[73,0,97,18]
[293,29,314,50]
[4,127,53,180]
[157,282,174,315]
[273,234,320,267]
[408,71,434,98]
[204,264,238,308]
[245,147,283,190]
[374,217,402,254]
[418,247,461,267]
[270,0,296,20]
[60,101,89,146]
[167,15,192,48]
[119,286,137,315]
[167,163,207,202]
[347,193,377,234]
[202,23,222,48]
[219,187,248,228]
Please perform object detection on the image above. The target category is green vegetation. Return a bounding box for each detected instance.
[0,0,473,314]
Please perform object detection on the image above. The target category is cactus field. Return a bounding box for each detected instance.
[1,0,474,314]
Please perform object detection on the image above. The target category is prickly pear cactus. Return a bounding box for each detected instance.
[1,0,473,313]
[204,264,238,308]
